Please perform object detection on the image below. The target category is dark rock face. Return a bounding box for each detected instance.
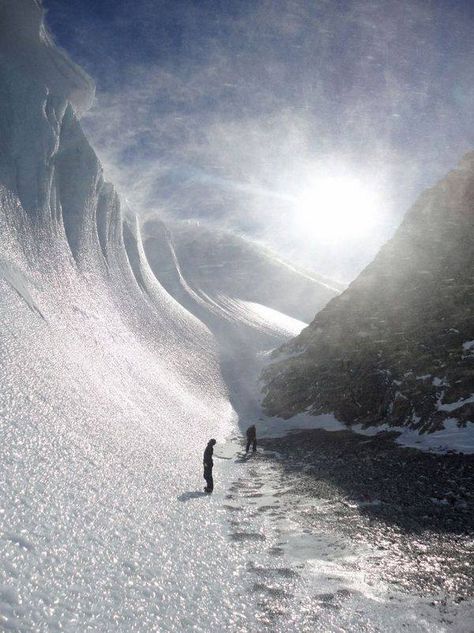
[261,153,474,433]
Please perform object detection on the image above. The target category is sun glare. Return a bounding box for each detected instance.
[294,176,380,241]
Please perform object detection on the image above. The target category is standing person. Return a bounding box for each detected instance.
[245,424,257,453]
[203,438,216,493]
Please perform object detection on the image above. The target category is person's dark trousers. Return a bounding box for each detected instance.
[246,439,257,453]
[204,465,213,492]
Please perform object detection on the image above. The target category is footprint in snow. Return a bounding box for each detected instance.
[256,504,280,512]
[247,563,298,579]
[230,531,266,542]
[267,546,284,556]
[252,583,291,599]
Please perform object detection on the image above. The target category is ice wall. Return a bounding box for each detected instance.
[0,1,341,628]
[0,2,245,627]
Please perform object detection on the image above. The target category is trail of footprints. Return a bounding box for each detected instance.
[225,461,326,630]
[224,461,302,627]
[223,457,357,629]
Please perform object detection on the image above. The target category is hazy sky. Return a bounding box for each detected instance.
[44,0,474,282]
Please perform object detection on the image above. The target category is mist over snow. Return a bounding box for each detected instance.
[43,0,474,282]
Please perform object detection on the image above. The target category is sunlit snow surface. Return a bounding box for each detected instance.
[258,409,474,454]
[0,1,472,631]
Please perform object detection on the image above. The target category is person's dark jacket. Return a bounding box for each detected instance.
[203,442,214,468]
[246,425,256,441]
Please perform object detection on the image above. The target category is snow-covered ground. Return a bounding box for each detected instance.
[257,409,474,454]
[0,2,472,631]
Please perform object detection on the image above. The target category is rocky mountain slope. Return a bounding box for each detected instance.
[261,153,474,435]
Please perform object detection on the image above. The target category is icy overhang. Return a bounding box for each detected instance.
[0,0,94,115]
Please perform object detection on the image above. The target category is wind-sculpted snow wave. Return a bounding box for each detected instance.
[0,2,337,630]
[0,2,256,629]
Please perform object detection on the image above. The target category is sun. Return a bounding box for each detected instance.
[294,176,380,241]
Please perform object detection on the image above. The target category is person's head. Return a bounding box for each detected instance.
[209,438,216,446]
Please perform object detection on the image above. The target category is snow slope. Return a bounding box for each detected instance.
[0,1,318,629]
[0,2,472,631]
[0,1,249,629]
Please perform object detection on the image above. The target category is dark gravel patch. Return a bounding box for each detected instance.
[258,429,474,598]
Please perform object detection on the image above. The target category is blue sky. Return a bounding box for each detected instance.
[44,0,474,281]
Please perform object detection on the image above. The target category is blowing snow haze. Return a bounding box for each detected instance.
[43,0,474,282]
